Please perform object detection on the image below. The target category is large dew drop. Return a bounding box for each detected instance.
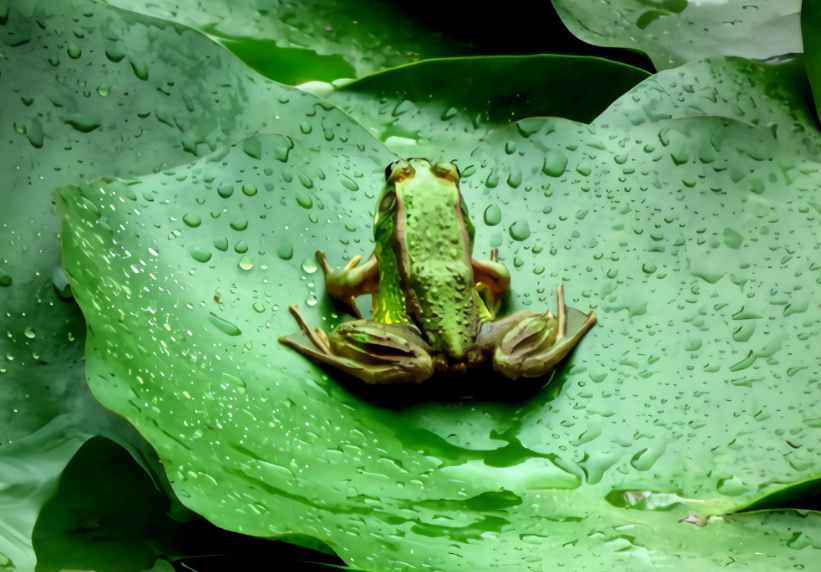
[509,220,531,241]
[484,205,502,226]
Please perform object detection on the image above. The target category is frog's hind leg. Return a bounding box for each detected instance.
[279,306,434,384]
[490,285,596,380]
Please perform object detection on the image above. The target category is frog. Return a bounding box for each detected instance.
[279,158,597,384]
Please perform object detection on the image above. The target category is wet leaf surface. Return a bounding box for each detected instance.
[552,0,802,71]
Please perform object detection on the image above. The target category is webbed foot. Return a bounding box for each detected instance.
[490,285,596,380]
[278,306,435,384]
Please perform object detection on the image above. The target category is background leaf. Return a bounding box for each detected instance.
[104,0,474,81]
[552,0,803,71]
[328,55,650,155]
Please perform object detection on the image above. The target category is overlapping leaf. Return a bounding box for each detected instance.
[552,0,803,71]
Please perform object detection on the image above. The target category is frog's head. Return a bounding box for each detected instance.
[373,158,476,254]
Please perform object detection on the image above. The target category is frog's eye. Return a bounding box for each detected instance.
[379,191,396,213]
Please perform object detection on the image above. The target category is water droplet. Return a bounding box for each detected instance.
[308,214,319,223]
[24,328,35,339]
[296,193,313,209]
[301,257,318,274]
[509,220,531,241]
[52,266,72,298]
[218,185,234,198]
[238,255,253,270]
[442,107,458,120]
[130,58,149,80]
[183,213,201,228]
[340,176,359,192]
[642,263,657,274]
[513,257,524,268]
[68,332,75,341]
[243,136,261,159]
[253,302,265,313]
[213,236,228,251]
[64,118,100,133]
[542,150,568,177]
[485,170,499,188]
[242,184,257,196]
[723,228,743,249]
[208,313,241,336]
[189,247,212,263]
[300,121,312,134]
[67,43,81,59]
[234,241,248,253]
[306,294,318,306]
[483,205,502,226]
[276,239,294,260]
[532,241,544,254]
[505,141,517,154]
[14,123,26,134]
[533,266,545,275]
[298,171,313,189]
[392,100,414,117]
[230,219,248,231]
[507,169,522,188]
[97,85,109,97]
[273,135,294,163]
[278,94,290,104]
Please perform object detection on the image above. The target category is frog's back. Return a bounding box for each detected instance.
[401,187,481,358]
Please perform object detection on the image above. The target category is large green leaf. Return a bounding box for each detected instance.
[551,0,803,71]
[58,43,821,568]
[104,0,473,82]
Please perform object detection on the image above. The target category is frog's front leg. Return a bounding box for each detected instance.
[472,249,511,319]
[278,306,435,384]
[318,250,378,319]
[477,285,597,380]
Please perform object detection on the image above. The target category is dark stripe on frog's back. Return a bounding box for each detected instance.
[401,188,481,358]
